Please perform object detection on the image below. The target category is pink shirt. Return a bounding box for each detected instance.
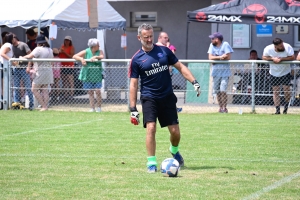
[169,45,176,52]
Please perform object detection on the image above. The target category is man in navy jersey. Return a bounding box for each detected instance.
[129,23,201,173]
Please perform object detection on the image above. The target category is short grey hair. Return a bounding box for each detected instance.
[137,23,153,36]
[87,38,100,48]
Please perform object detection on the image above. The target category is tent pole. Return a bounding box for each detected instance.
[124,30,127,60]
[38,20,41,35]
[49,20,52,49]
[185,21,190,59]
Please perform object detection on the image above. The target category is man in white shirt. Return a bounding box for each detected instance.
[262,38,294,114]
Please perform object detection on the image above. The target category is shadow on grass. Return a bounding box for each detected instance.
[183,166,235,170]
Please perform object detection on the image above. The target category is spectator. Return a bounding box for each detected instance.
[156,32,168,46]
[51,48,61,101]
[73,38,103,112]
[262,38,294,114]
[0,32,14,77]
[59,36,75,99]
[1,31,9,47]
[12,34,34,110]
[167,39,176,54]
[249,49,261,60]
[248,49,270,92]
[207,32,234,113]
[129,23,200,173]
[20,34,54,111]
[249,49,269,72]
[0,31,9,106]
[25,28,37,51]
[0,32,13,109]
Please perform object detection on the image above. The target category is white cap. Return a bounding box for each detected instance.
[64,36,72,41]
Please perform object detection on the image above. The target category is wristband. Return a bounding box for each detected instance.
[191,80,198,85]
[129,107,138,112]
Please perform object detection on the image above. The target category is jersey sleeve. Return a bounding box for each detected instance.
[164,46,178,65]
[128,58,139,78]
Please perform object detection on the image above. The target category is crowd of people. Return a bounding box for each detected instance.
[0,24,299,115]
[0,28,104,112]
[207,32,297,115]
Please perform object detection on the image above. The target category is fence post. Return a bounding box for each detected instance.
[290,65,297,106]
[251,62,256,113]
[3,61,10,110]
[127,61,130,112]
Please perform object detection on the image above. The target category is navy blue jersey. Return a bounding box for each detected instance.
[129,44,178,99]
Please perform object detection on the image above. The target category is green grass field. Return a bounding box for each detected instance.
[0,110,299,199]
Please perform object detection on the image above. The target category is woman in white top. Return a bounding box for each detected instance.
[0,32,14,106]
[0,32,13,63]
[20,34,53,111]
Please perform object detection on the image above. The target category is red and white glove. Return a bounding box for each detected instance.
[130,107,140,125]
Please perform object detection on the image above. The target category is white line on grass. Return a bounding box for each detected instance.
[242,170,300,200]
[191,157,300,163]
[3,118,103,137]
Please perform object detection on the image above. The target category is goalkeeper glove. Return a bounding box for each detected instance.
[192,80,201,97]
[130,107,140,125]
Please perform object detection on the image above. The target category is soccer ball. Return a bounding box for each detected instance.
[160,158,180,177]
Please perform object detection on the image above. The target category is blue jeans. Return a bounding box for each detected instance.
[13,68,34,108]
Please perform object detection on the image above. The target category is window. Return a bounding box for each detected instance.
[232,24,251,48]
[130,12,157,27]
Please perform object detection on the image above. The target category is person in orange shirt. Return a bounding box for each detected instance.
[59,36,75,99]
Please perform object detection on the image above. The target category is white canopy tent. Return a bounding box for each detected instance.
[40,0,126,31]
[37,0,127,60]
[0,0,54,29]
[0,0,126,31]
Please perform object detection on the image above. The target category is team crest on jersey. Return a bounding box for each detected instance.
[157,53,164,58]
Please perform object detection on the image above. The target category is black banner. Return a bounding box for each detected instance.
[188,0,300,24]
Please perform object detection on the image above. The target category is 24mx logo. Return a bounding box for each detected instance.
[208,15,242,22]
[266,16,300,23]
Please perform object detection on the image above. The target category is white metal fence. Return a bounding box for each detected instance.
[1,58,300,114]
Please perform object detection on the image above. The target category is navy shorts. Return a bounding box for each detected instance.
[270,73,291,87]
[141,93,178,128]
